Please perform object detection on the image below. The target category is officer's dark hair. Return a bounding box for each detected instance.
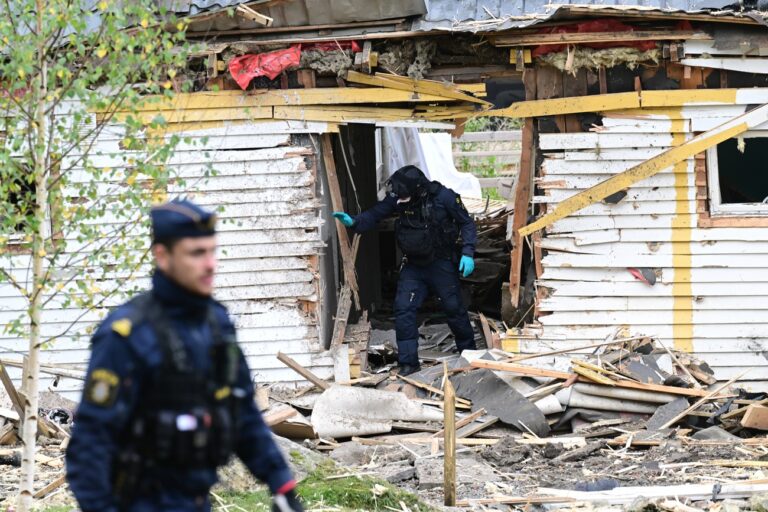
[152,238,181,252]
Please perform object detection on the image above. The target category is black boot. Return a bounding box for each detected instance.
[398,364,421,377]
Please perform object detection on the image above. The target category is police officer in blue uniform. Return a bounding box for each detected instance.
[66,199,304,512]
[333,165,477,376]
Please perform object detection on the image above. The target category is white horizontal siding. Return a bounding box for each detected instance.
[531,107,768,382]
[0,120,335,400]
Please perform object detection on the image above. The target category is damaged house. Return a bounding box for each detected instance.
[4,0,768,401]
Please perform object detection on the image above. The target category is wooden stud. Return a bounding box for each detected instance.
[443,366,456,507]
[331,234,361,347]
[276,352,330,391]
[598,67,608,95]
[296,69,317,88]
[508,68,535,308]
[320,134,360,309]
[432,408,486,438]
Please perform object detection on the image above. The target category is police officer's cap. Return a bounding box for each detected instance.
[151,198,217,243]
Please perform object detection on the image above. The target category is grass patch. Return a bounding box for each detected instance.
[213,461,435,512]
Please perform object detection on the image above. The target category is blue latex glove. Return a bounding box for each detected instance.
[332,212,354,228]
[459,255,475,278]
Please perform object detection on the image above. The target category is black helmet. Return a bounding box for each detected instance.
[386,165,428,199]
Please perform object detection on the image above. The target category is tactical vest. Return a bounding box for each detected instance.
[120,293,243,470]
[395,185,459,265]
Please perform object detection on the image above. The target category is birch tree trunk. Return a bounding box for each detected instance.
[17,0,48,507]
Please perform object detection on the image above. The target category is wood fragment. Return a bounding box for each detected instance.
[32,474,66,499]
[741,404,768,430]
[0,364,23,418]
[235,4,273,26]
[397,374,471,406]
[263,408,299,427]
[659,370,750,429]
[572,366,617,386]
[432,409,485,439]
[723,397,768,420]
[276,352,330,391]
[456,417,499,438]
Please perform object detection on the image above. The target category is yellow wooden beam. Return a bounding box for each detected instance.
[345,71,490,106]
[482,92,640,118]
[274,105,416,123]
[641,89,738,107]
[148,119,340,135]
[130,87,459,113]
[518,103,768,237]
[102,106,274,125]
[481,88,767,119]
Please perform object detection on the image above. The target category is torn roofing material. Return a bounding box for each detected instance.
[412,1,767,32]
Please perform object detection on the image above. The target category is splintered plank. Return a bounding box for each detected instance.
[277,352,330,391]
[345,71,490,105]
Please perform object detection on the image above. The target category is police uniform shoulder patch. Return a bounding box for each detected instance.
[111,318,132,337]
[455,196,467,211]
[85,368,120,407]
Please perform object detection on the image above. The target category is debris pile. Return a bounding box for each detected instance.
[271,332,768,510]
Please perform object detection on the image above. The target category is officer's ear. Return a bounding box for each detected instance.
[152,239,177,271]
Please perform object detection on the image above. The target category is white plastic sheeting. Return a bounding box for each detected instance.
[381,126,482,199]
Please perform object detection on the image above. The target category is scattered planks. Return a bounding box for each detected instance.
[469,359,724,398]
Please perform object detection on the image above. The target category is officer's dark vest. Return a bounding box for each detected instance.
[395,183,459,265]
[121,293,243,469]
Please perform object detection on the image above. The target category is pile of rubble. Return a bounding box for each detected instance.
[270,330,768,510]
[0,388,75,507]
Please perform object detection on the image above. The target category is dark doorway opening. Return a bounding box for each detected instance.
[716,137,768,204]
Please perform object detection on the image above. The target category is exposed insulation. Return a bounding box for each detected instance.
[537,47,660,74]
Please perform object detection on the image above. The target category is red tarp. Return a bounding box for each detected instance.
[228,42,362,90]
[228,46,301,90]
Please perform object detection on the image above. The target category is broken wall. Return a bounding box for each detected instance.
[529,87,768,391]
[0,119,337,399]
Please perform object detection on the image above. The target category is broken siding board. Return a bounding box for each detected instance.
[541,238,768,255]
[541,266,768,283]
[542,252,768,268]
[538,281,768,297]
[538,310,768,326]
[539,296,768,312]
[542,159,689,175]
[539,133,674,150]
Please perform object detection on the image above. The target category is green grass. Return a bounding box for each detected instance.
[40,462,435,512]
[212,461,435,512]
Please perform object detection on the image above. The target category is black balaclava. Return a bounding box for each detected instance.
[387,165,428,199]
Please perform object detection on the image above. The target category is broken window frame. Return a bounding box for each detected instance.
[706,131,768,216]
